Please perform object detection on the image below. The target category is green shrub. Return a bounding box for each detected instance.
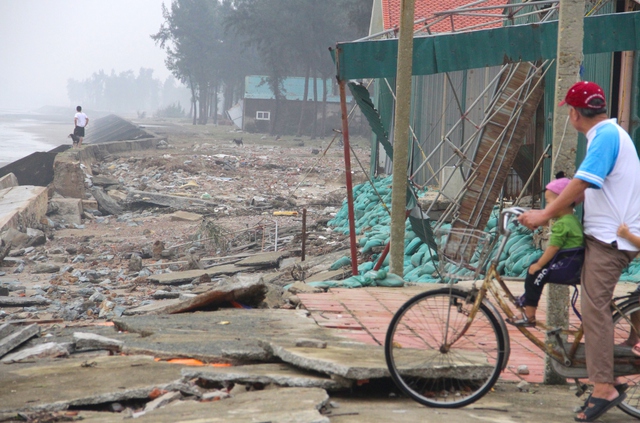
[155,102,185,118]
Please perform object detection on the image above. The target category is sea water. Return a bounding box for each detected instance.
[0,110,67,168]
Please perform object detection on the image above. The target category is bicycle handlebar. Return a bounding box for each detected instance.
[499,207,529,236]
[491,207,530,265]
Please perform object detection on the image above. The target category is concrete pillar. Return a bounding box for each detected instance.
[390,0,415,276]
[546,0,585,385]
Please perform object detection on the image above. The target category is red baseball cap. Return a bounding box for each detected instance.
[558,81,606,109]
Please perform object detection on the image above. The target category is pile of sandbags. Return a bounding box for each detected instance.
[328,178,547,283]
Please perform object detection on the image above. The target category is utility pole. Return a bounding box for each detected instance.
[390,0,415,276]
[546,0,585,385]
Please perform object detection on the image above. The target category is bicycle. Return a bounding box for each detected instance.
[384,207,640,418]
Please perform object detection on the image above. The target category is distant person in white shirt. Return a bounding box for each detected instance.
[73,106,89,147]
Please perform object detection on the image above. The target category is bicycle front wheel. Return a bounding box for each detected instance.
[612,299,640,419]
[385,288,506,408]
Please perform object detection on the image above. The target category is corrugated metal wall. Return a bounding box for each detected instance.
[376,0,622,199]
[381,67,501,187]
[537,1,615,190]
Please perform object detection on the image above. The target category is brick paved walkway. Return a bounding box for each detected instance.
[297,282,638,384]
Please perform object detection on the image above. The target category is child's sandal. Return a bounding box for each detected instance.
[506,314,536,328]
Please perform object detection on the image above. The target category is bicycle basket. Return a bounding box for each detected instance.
[435,227,494,280]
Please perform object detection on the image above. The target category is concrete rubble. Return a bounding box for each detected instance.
[181,363,352,391]
[0,121,366,421]
[0,121,599,423]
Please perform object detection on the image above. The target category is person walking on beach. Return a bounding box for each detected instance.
[73,106,89,147]
[519,81,640,422]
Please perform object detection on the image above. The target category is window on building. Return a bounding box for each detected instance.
[256,111,270,120]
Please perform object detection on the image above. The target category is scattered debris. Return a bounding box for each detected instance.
[0,323,40,358]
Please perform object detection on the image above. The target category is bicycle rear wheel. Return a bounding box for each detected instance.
[612,300,640,419]
[385,288,506,408]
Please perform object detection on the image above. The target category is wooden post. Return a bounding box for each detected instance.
[390,0,415,277]
[546,0,585,385]
[618,0,635,132]
[301,208,307,262]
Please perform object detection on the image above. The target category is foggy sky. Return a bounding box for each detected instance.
[0,0,172,111]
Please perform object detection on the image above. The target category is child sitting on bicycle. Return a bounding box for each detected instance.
[616,223,640,355]
[507,177,584,327]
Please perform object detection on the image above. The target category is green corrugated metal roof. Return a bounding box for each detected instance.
[244,76,348,102]
[335,11,640,80]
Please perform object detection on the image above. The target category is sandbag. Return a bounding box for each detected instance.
[330,256,352,270]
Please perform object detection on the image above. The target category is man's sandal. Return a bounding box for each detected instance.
[578,383,628,412]
[575,392,626,422]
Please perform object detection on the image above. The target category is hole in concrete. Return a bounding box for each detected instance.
[339,378,401,399]
[68,398,148,413]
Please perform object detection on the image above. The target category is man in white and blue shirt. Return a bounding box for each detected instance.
[520,81,640,422]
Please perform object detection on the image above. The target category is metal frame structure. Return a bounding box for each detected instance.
[336,0,620,275]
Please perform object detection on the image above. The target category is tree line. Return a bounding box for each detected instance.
[151,0,371,131]
[67,69,190,117]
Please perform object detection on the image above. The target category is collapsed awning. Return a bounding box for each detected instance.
[334,10,640,80]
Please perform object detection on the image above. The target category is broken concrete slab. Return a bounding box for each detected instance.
[0,355,184,413]
[92,175,120,187]
[0,173,19,190]
[0,324,40,358]
[78,387,329,423]
[169,211,203,222]
[182,363,351,391]
[123,298,182,315]
[0,185,48,232]
[148,264,242,285]
[125,278,266,315]
[235,250,287,268]
[126,190,218,212]
[143,390,182,412]
[74,332,123,352]
[268,344,494,382]
[113,309,348,364]
[1,341,71,363]
[0,296,50,307]
[91,186,124,216]
[47,197,83,225]
[52,155,86,199]
[0,323,17,339]
[268,344,392,380]
[106,189,127,201]
[305,269,348,283]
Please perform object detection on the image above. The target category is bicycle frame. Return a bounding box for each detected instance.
[443,207,640,370]
[442,207,583,366]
